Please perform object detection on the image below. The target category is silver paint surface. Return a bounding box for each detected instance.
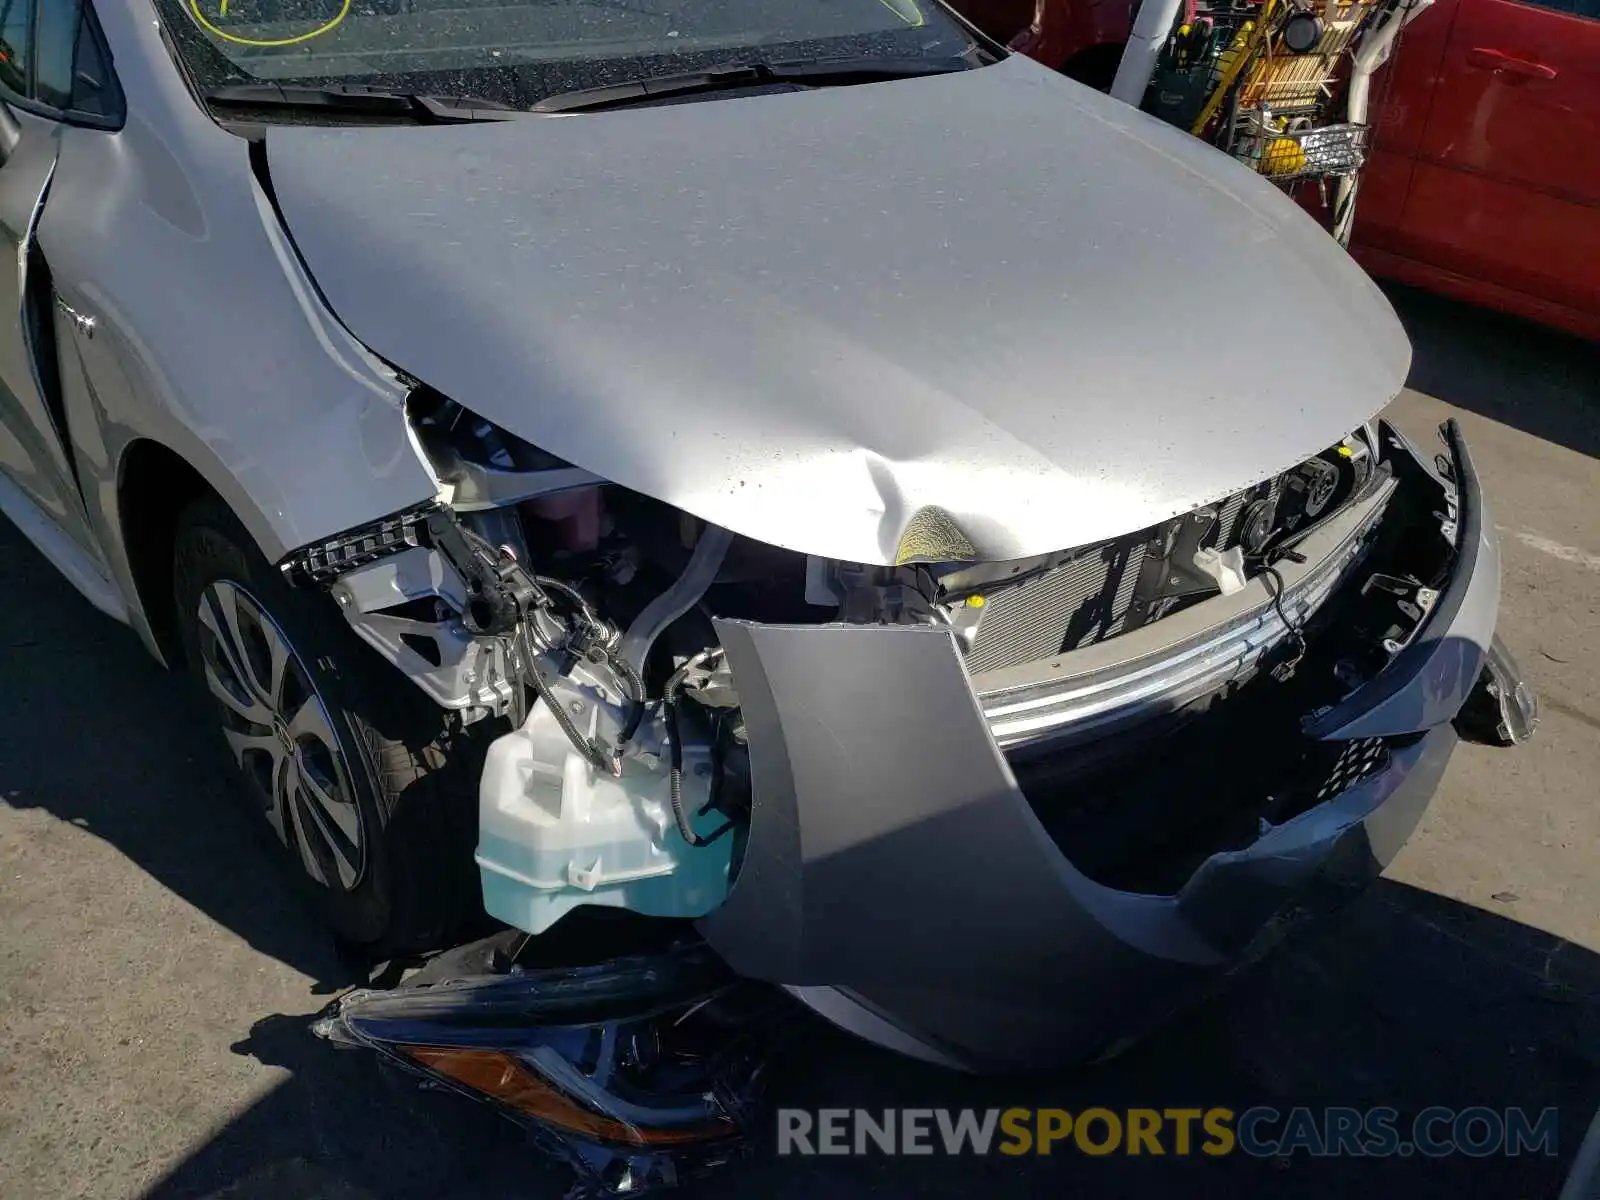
[704,610,1457,1068]
[22,2,438,658]
[264,54,1411,565]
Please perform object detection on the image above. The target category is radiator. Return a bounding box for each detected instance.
[965,480,1282,674]
[964,538,1147,673]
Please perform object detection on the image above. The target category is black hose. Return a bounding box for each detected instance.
[700,710,728,819]
[1261,562,1308,673]
[662,649,733,848]
[530,574,601,626]
[614,655,648,744]
[662,693,697,844]
[517,626,615,774]
[526,573,648,745]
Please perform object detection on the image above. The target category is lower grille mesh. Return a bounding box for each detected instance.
[1313,737,1388,802]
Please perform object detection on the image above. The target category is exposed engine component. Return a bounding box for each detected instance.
[834,562,945,626]
[1282,456,1340,526]
[618,525,734,674]
[931,431,1387,673]
[1191,544,1249,595]
[328,547,519,722]
[477,660,734,935]
[524,487,604,553]
[1275,437,1373,542]
[1238,496,1279,556]
[421,508,543,637]
[369,404,755,930]
[463,506,746,931]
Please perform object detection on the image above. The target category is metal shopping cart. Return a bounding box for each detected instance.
[1115,0,1431,241]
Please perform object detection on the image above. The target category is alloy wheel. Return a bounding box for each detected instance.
[196,580,367,891]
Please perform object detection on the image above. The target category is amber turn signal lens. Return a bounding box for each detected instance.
[400,1045,733,1146]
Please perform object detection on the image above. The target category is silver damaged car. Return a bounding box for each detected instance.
[2,0,1533,1084]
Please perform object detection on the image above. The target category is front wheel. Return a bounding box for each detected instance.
[172,495,481,956]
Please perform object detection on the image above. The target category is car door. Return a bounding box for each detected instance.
[0,0,112,559]
[1347,0,1459,253]
[1398,0,1600,317]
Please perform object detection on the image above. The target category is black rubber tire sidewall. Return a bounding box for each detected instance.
[171,495,474,956]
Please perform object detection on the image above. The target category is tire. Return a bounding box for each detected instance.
[172,494,481,957]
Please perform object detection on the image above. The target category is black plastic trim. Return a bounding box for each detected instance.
[1301,419,1478,739]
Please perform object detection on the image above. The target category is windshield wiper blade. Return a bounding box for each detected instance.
[204,83,525,123]
[531,56,975,114]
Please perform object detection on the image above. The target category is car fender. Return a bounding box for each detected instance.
[38,4,437,653]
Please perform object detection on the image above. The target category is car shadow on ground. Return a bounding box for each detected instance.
[0,518,361,995]
[1383,284,1600,462]
[722,876,1600,1199]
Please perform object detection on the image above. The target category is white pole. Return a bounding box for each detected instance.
[1110,0,1187,105]
[1332,0,1434,244]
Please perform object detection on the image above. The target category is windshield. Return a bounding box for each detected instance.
[153,0,989,109]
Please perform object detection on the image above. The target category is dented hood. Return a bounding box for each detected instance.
[266,55,1410,565]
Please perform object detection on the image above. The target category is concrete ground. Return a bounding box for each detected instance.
[1,285,1597,1200]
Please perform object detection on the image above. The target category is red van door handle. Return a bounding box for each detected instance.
[1466,47,1558,80]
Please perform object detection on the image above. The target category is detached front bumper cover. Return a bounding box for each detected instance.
[697,420,1525,1071]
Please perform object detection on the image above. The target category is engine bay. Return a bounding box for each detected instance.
[281,391,1457,932]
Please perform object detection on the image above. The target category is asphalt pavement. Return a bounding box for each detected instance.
[1,285,1597,1200]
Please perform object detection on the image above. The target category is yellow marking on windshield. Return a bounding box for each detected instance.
[187,0,351,48]
[876,0,927,27]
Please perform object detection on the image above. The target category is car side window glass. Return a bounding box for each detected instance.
[69,9,118,117]
[36,0,82,110]
[0,0,33,98]
[1517,0,1598,16]
[33,0,120,122]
